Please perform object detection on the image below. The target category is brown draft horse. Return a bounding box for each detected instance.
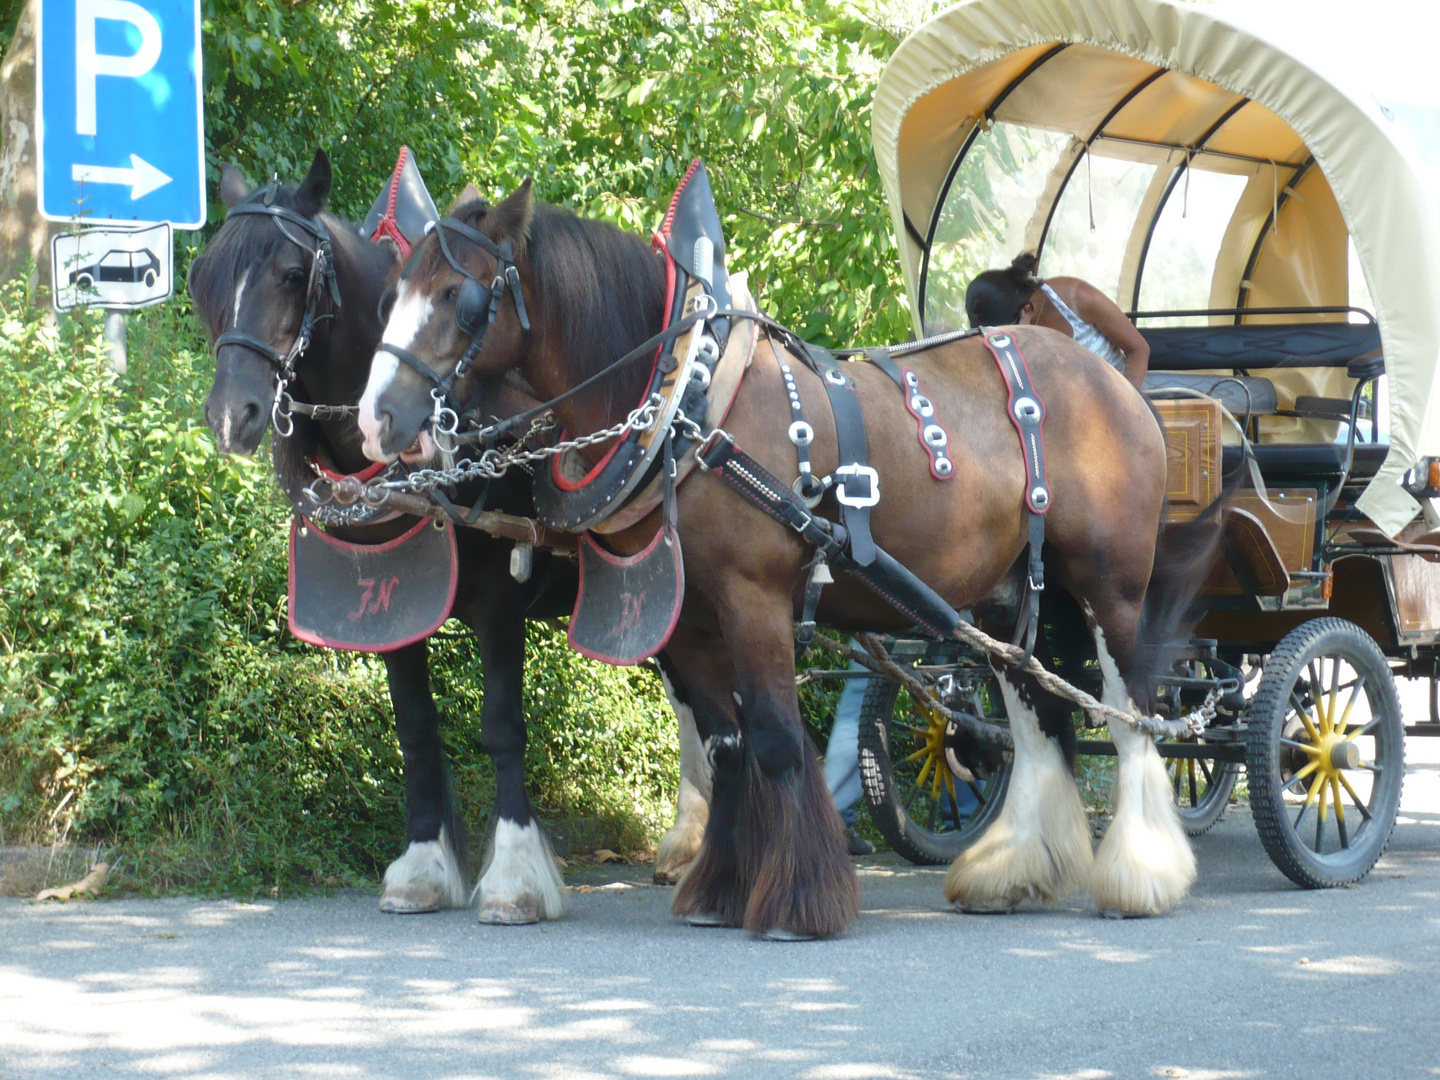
[357,181,1208,940]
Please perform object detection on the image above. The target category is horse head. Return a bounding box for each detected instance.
[190,149,387,457]
[358,182,530,464]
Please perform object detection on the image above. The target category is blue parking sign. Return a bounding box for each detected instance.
[36,0,205,228]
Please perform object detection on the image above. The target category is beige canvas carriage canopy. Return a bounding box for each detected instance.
[872,0,1440,533]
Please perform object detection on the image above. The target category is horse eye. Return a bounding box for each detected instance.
[442,284,459,303]
[284,267,307,285]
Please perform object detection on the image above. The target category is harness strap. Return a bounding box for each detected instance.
[982,331,1050,515]
[377,341,447,390]
[981,330,1051,665]
[216,330,286,368]
[698,433,960,639]
[779,358,825,506]
[804,345,879,567]
[862,347,905,392]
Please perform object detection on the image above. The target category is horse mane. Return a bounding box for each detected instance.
[447,197,668,412]
[186,181,385,341]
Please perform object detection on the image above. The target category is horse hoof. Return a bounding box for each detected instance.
[1099,908,1149,920]
[653,861,691,886]
[761,927,817,942]
[956,904,1017,916]
[379,887,443,914]
[477,897,540,925]
[686,911,727,927]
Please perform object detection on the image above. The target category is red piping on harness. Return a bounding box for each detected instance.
[370,146,415,259]
[549,177,687,495]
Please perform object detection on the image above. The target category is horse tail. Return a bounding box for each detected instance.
[1128,429,1241,710]
[439,761,470,877]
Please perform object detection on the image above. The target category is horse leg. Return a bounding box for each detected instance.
[653,652,714,885]
[467,603,566,925]
[379,640,468,913]
[943,652,1093,912]
[1085,601,1196,916]
[722,595,858,940]
[665,626,749,925]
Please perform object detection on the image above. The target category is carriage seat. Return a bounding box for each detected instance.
[1141,321,1381,372]
[1143,372,1278,416]
[1221,441,1390,481]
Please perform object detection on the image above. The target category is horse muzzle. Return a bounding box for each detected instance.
[204,383,269,456]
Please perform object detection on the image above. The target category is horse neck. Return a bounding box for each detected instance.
[518,251,665,455]
[297,218,393,474]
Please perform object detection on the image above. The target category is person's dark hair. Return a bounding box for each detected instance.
[964,252,1041,328]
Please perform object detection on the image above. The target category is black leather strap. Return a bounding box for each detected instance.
[982,330,1050,515]
[216,330,285,368]
[981,330,1050,664]
[698,433,960,639]
[805,345,878,567]
[377,342,446,390]
[862,347,905,392]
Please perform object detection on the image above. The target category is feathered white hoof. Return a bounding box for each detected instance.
[380,829,466,914]
[1089,731,1195,917]
[474,819,567,924]
[944,683,1093,911]
[943,771,1093,909]
[654,777,709,884]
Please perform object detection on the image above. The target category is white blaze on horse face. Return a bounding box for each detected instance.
[232,269,249,328]
[358,281,434,461]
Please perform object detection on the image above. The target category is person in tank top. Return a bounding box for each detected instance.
[964,252,1150,391]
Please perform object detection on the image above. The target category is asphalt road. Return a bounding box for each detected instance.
[5,735,1440,1079]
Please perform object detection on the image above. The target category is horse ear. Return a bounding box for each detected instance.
[294,149,332,216]
[220,163,250,209]
[448,183,483,214]
[490,179,534,246]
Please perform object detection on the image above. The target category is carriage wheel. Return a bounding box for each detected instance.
[858,672,1011,865]
[1164,738,1239,836]
[1245,618,1404,889]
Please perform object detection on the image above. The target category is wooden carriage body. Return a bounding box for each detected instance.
[856,0,1440,884]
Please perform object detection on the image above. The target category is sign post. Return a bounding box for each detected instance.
[35,0,205,357]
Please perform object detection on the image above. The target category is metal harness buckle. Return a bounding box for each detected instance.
[834,464,880,508]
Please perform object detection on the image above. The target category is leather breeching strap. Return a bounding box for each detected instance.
[981,330,1050,664]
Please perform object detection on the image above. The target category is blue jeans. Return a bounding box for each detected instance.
[824,657,869,826]
[825,648,981,826]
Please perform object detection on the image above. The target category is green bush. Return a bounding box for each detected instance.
[0,280,682,894]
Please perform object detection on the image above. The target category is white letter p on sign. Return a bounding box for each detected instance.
[75,0,162,136]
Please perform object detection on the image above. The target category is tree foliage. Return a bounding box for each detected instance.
[200,0,913,345]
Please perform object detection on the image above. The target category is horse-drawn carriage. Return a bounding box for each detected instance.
[195,0,1440,939]
[852,0,1440,892]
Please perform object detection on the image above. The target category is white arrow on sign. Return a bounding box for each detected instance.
[71,154,173,201]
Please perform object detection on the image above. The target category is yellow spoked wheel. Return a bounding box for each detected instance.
[1245,618,1404,888]
[858,670,1011,865]
[1165,739,1239,836]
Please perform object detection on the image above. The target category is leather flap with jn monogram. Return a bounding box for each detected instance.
[288,518,458,652]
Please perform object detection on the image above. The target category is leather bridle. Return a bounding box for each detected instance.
[375,216,531,441]
[213,184,345,437]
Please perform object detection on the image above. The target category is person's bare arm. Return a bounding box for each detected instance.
[1070,279,1149,390]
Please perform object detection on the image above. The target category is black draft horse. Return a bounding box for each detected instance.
[189,152,709,922]
[358,180,1215,940]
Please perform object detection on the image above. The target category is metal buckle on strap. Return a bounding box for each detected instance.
[834,464,880,508]
[696,428,733,470]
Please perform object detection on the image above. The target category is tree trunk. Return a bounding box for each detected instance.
[0,0,56,292]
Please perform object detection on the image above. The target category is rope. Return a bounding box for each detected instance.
[811,625,1209,743]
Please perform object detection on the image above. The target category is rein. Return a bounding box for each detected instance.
[213,187,355,437]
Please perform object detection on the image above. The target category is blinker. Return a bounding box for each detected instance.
[455,276,493,337]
